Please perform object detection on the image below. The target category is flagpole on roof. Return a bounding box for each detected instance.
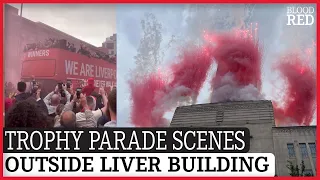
[18,3,24,82]
[20,3,23,17]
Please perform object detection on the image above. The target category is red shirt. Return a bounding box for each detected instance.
[82,85,96,96]
[82,78,96,96]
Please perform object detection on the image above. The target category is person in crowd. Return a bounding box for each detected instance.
[59,111,76,128]
[82,78,96,96]
[15,81,31,103]
[60,98,67,105]
[52,39,59,48]
[92,91,110,127]
[91,91,104,110]
[54,104,65,127]
[97,112,111,127]
[24,38,85,53]
[70,44,76,52]
[5,82,15,97]
[34,88,49,116]
[5,92,16,112]
[67,42,75,52]
[5,98,47,128]
[73,103,82,114]
[36,41,43,50]
[67,83,74,95]
[27,43,36,51]
[44,38,52,48]
[5,97,13,113]
[104,88,116,127]
[60,93,97,127]
[43,84,71,117]
[77,43,84,54]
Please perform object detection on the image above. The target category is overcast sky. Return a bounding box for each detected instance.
[117,4,316,127]
[8,3,116,47]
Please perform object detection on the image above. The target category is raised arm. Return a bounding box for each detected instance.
[62,92,78,113]
[62,84,71,102]
[43,85,58,107]
[99,87,108,115]
[35,88,49,116]
[79,93,97,127]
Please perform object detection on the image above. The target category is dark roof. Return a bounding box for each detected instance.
[171,100,274,127]
[174,100,273,114]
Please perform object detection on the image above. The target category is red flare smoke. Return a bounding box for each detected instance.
[130,46,215,127]
[273,54,316,126]
[129,74,167,127]
[130,28,315,127]
[169,46,215,97]
[211,32,262,90]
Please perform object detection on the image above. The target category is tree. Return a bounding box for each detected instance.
[133,12,163,80]
[287,160,313,176]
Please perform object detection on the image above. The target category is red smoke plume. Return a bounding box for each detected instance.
[169,46,215,98]
[211,32,262,90]
[129,73,167,127]
[130,29,315,127]
[273,54,316,126]
[130,46,215,127]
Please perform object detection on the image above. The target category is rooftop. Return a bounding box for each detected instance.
[174,100,273,114]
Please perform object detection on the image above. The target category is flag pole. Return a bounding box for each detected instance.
[18,3,23,82]
[20,4,23,17]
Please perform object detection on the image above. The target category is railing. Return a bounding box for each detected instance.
[23,38,116,64]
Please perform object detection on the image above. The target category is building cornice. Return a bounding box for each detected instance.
[175,100,273,114]
[272,126,316,136]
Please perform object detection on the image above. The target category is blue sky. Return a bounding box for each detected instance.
[117,4,316,127]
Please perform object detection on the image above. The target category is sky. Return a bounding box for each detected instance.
[117,4,317,127]
[8,3,116,47]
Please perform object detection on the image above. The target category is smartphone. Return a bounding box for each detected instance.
[76,88,82,99]
[67,80,72,88]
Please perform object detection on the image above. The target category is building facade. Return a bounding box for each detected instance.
[171,100,316,176]
[102,33,116,56]
[272,126,316,176]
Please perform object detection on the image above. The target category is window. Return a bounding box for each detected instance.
[304,169,313,176]
[287,143,295,158]
[216,110,224,122]
[299,143,308,158]
[308,143,316,157]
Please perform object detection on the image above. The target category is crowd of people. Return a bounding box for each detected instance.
[24,38,61,52]
[23,38,116,64]
[4,78,117,128]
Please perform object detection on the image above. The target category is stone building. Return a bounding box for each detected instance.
[102,33,117,56]
[171,100,316,176]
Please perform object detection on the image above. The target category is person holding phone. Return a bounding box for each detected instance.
[60,91,98,128]
[43,84,71,116]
